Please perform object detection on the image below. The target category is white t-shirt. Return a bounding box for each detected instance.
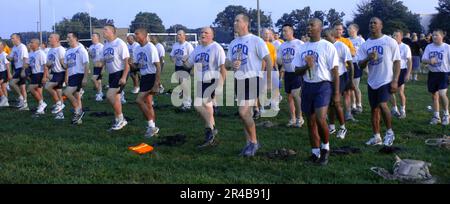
[65,44,89,77]
[422,43,450,73]
[47,46,66,73]
[334,41,353,76]
[350,36,366,62]
[170,41,194,66]
[399,43,412,70]
[272,40,282,50]
[128,42,140,59]
[29,49,47,74]
[293,39,339,83]
[103,38,130,74]
[0,52,9,72]
[8,43,29,68]
[88,43,104,63]
[133,42,160,76]
[155,43,166,63]
[277,39,304,73]
[188,41,226,81]
[357,35,401,89]
[227,34,270,80]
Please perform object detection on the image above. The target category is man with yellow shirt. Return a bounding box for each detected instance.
[256,28,280,118]
[334,22,357,122]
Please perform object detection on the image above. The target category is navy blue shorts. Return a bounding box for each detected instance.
[140,74,156,93]
[93,67,103,80]
[68,74,84,91]
[284,72,302,94]
[0,71,7,82]
[175,66,192,79]
[353,62,363,79]
[368,83,391,109]
[412,56,421,71]
[13,68,28,85]
[30,73,44,87]
[428,72,449,93]
[235,77,261,101]
[109,71,124,89]
[332,73,348,95]
[398,69,408,87]
[301,81,332,116]
[50,72,65,89]
[196,79,217,99]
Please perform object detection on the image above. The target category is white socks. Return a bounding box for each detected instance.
[148,120,156,128]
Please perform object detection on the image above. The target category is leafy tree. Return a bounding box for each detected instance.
[130,12,165,33]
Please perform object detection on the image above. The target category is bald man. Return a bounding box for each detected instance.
[228,14,273,157]
[27,39,49,115]
[45,34,67,118]
[7,33,29,110]
[171,29,194,110]
[184,27,227,148]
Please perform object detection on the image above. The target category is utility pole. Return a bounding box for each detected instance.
[39,0,42,43]
[257,0,261,37]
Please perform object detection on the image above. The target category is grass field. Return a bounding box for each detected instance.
[0,55,449,184]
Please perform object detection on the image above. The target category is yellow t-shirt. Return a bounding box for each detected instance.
[3,45,11,55]
[337,37,356,56]
[265,42,277,68]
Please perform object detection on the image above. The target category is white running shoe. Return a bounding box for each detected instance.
[159,84,165,94]
[37,102,47,113]
[111,118,128,131]
[295,118,305,128]
[366,135,383,146]
[286,120,296,128]
[0,97,9,107]
[144,126,160,138]
[131,87,140,94]
[95,94,103,102]
[430,116,442,125]
[383,131,395,146]
[52,103,65,114]
[442,115,450,126]
[55,111,65,120]
[337,128,347,140]
[19,102,29,111]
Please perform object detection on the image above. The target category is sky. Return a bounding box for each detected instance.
[0,0,440,38]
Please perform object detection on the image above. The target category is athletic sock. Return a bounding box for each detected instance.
[321,143,330,151]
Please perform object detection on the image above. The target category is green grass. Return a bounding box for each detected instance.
[0,56,449,184]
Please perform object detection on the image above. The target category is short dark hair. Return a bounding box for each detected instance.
[135,28,148,36]
[68,32,79,40]
[282,23,294,30]
[104,24,117,34]
[11,33,21,40]
[333,22,344,28]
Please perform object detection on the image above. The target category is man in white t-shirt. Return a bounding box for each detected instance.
[278,24,305,128]
[0,41,11,107]
[27,39,49,115]
[390,30,412,119]
[184,27,227,149]
[88,33,105,102]
[127,34,141,94]
[63,32,90,125]
[150,36,166,93]
[102,24,130,131]
[227,14,273,157]
[357,17,401,147]
[171,29,194,110]
[324,28,354,140]
[422,29,450,126]
[45,34,67,118]
[293,18,340,165]
[132,28,162,138]
[7,33,29,110]
[348,24,366,114]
